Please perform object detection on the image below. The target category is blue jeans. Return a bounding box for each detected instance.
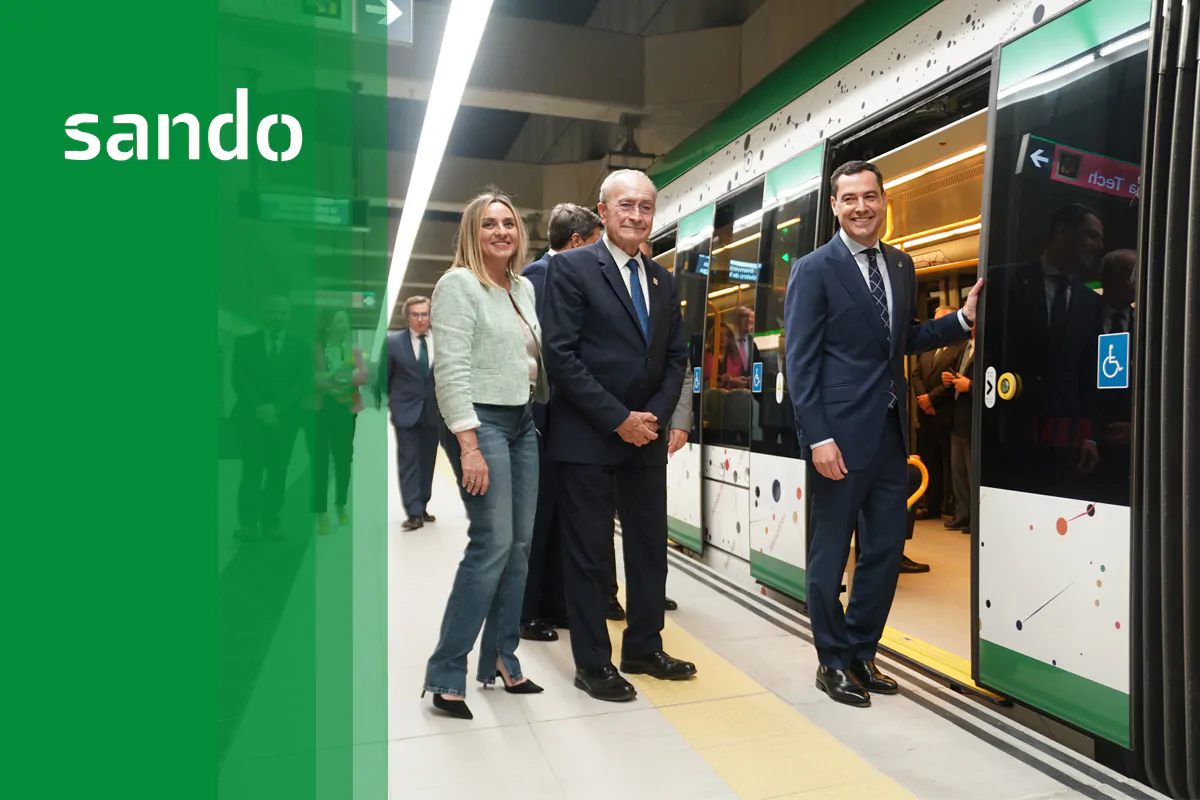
[424,403,538,696]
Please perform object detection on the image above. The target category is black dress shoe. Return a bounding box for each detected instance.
[665,597,678,611]
[422,513,436,523]
[574,665,637,702]
[815,666,871,707]
[944,518,968,531]
[849,660,898,694]
[519,620,558,642]
[401,516,424,531]
[606,595,626,621]
[620,650,697,681]
[543,614,570,629]
[899,555,930,574]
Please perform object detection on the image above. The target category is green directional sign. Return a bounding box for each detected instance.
[357,0,411,43]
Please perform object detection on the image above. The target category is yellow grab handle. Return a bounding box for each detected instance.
[907,455,929,510]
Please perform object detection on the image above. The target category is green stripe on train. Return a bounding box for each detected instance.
[668,517,704,552]
[647,0,942,189]
[978,639,1129,746]
[750,552,806,601]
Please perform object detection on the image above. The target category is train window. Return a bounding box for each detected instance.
[703,183,764,448]
[980,25,1150,507]
[674,206,715,446]
[753,146,824,457]
[651,229,677,273]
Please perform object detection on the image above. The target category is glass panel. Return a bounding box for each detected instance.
[703,184,764,449]
[651,229,677,273]
[676,213,714,447]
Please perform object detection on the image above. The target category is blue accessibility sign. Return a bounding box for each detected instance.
[692,367,702,394]
[1097,332,1129,389]
[751,362,763,393]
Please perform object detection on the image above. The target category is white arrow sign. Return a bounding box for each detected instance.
[365,0,402,24]
[1030,148,1049,169]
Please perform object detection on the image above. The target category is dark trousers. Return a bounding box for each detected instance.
[521,437,568,623]
[807,411,908,669]
[559,462,667,669]
[393,420,440,518]
[916,417,952,515]
[314,402,355,513]
[236,415,298,531]
[950,432,972,528]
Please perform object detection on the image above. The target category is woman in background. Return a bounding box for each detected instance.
[313,308,366,535]
[422,189,549,719]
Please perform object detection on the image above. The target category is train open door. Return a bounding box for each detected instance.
[746,143,824,599]
[666,204,714,554]
[974,0,1152,752]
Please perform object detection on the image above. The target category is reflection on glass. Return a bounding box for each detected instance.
[704,187,763,448]
[651,230,677,274]
[751,188,820,457]
[676,226,712,445]
[981,33,1148,505]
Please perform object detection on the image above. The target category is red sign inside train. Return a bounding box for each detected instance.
[1048,142,1141,199]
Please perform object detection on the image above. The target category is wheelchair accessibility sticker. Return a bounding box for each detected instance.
[1097,332,1129,390]
[751,362,763,393]
[692,366,702,394]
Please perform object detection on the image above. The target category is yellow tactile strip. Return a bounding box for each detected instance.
[606,615,917,799]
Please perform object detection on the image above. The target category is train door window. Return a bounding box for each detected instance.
[975,0,1151,747]
[651,229,677,273]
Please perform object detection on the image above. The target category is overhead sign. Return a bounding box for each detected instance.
[358,0,411,42]
[1018,134,1141,199]
[729,259,761,283]
[751,362,763,393]
[1097,332,1130,389]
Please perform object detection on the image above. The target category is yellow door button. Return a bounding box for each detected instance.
[997,372,1022,401]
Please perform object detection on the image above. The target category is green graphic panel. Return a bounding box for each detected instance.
[997,0,1152,91]
[750,552,807,601]
[764,143,825,207]
[979,640,1129,746]
[677,203,716,242]
[668,517,705,552]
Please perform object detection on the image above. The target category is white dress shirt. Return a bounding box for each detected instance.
[603,234,651,310]
[812,230,970,450]
[411,329,433,367]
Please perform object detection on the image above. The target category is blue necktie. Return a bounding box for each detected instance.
[626,258,651,340]
[865,248,898,409]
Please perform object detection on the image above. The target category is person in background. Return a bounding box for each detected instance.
[423,189,549,719]
[785,160,980,707]
[386,296,443,532]
[909,305,961,524]
[542,169,694,703]
[313,308,367,535]
[943,322,975,535]
[232,294,309,542]
[519,203,601,643]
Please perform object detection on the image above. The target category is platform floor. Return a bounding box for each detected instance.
[390,442,1159,800]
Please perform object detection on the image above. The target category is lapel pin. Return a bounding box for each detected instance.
[652,277,658,286]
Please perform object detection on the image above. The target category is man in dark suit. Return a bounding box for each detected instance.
[386,296,442,531]
[785,161,981,706]
[232,294,310,542]
[542,169,694,702]
[944,323,975,535]
[518,203,601,642]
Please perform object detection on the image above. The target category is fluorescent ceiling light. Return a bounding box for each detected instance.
[712,232,761,256]
[883,144,987,191]
[733,210,763,233]
[708,284,752,299]
[1099,29,1150,58]
[374,0,494,358]
[775,216,802,230]
[897,222,982,250]
[997,53,1096,101]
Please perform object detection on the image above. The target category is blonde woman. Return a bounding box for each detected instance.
[422,190,549,719]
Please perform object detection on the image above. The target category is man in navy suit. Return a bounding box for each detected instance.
[542,169,694,702]
[386,296,443,531]
[785,161,981,706]
[519,203,601,642]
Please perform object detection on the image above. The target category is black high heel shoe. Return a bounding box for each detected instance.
[422,690,473,719]
[495,670,544,694]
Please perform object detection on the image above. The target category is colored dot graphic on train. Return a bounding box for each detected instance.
[1055,503,1097,535]
[772,479,781,502]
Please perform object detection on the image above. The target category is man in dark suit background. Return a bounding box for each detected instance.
[519,203,601,642]
[386,296,442,532]
[943,322,975,535]
[785,161,981,706]
[909,305,960,524]
[542,169,694,702]
[232,294,310,542]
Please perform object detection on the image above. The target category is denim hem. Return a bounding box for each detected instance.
[424,683,466,697]
[476,668,523,686]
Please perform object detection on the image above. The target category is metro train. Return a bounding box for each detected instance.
[644,0,1199,794]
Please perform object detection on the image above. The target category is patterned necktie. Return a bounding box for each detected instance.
[417,334,429,377]
[865,248,898,409]
[626,258,651,340]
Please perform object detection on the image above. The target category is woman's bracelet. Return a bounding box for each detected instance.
[460,447,479,458]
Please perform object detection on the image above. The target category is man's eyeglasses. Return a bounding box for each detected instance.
[408,312,430,320]
[615,201,654,217]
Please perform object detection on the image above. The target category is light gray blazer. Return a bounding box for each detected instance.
[431,267,550,433]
